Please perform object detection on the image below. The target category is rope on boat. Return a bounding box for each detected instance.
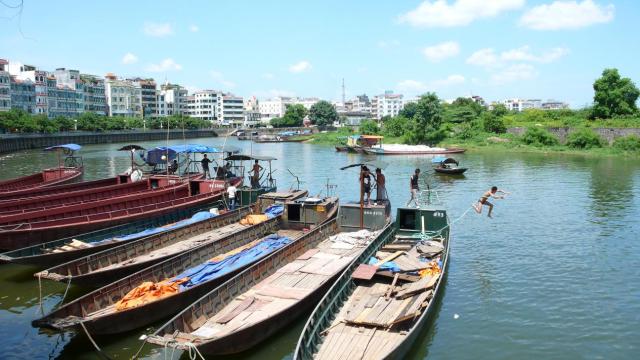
[416,205,475,242]
[36,273,44,315]
[58,276,72,307]
[80,321,112,360]
[130,338,147,360]
[184,342,206,360]
[0,222,31,231]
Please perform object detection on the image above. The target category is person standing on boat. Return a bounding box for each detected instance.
[406,168,420,207]
[375,168,386,202]
[168,160,179,174]
[473,186,510,218]
[227,183,237,210]
[249,160,263,188]
[201,154,212,179]
[361,166,372,205]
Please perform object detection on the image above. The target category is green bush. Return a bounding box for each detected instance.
[521,127,559,146]
[382,116,409,137]
[566,129,603,149]
[482,113,506,133]
[612,135,640,152]
[359,120,380,135]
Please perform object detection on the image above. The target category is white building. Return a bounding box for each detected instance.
[0,59,10,111]
[351,94,372,113]
[218,94,244,127]
[104,73,142,117]
[258,96,294,123]
[296,97,320,110]
[371,91,404,120]
[502,98,542,112]
[159,83,188,116]
[542,100,569,110]
[244,96,259,112]
[186,90,218,121]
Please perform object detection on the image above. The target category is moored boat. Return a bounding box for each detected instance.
[294,193,451,360]
[145,202,391,354]
[0,177,122,202]
[364,144,466,155]
[0,175,240,250]
[32,194,338,335]
[0,144,84,194]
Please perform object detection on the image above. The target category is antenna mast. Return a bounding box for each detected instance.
[341,78,346,105]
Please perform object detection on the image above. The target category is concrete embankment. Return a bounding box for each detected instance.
[0,129,219,154]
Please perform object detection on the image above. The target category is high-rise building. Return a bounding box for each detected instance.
[218,94,245,127]
[159,83,188,116]
[186,90,218,121]
[80,74,106,115]
[0,59,10,111]
[258,96,294,122]
[104,73,142,117]
[371,91,403,119]
[51,68,84,118]
[10,76,35,114]
[130,78,157,118]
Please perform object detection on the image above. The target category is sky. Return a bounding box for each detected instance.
[1,0,639,107]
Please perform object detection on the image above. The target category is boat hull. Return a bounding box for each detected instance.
[364,148,466,155]
[0,167,83,194]
[0,177,120,202]
[434,168,467,175]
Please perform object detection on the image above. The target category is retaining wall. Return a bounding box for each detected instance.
[507,127,640,144]
[0,129,219,154]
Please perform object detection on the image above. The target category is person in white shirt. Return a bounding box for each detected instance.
[227,184,237,210]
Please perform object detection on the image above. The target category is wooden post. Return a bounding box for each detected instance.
[359,166,364,229]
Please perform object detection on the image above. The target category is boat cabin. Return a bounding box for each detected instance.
[223,154,278,206]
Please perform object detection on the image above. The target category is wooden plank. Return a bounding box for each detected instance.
[256,285,310,300]
[297,248,319,260]
[216,297,255,324]
[381,244,413,251]
[276,260,306,273]
[396,273,440,299]
[351,264,377,280]
[377,270,421,282]
[300,256,352,276]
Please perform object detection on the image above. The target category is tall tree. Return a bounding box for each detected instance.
[405,93,443,144]
[283,104,307,126]
[399,102,418,119]
[308,100,338,126]
[592,68,640,118]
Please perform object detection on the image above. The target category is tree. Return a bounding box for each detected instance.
[359,120,379,135]
[382,115,410,137]
[482,113,506,133]
[592,68,640,118]
[399,102,418,119]
[271,104,307,127]
[309,100,338,126]
[405,93,444,144]
[491,104,508,117]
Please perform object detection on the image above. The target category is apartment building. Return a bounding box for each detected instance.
[130,78,157,118]
[258,96,293,122]
[80,74,106,115]
[0,59,10,111]
[159,83,188,116]
[218,94,245,127]
[105,73,142,117]
[186,90,218,121]
[371,91,404,119]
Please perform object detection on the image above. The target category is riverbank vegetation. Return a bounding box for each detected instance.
[0,110,211,133]
[318,68,640,155]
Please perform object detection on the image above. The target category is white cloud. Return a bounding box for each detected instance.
[397,79,429,92]
[422,41,460,62]
[121,53,138,65]
[189,24,199,32]
[210,70,236,88]
[467,46,569,68]
[432,74,466,87]
[289,60,312,73]
[520,0,614,30]
[466,48,500,67]
[262,73,275,80]
[399,0,525,28]
[490,63,538,84]
[143,22,173,37]
[146,58,182,72]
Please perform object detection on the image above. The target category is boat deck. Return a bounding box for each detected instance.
[92,222,249,273]
[314,240,444,360]
[174,233,365,342]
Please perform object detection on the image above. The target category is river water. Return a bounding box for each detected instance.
[0,138,639,360]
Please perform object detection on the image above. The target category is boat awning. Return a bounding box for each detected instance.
[361,135,384,139]
[44,144,82,152]
[146,144,240,164]
[224,154,277,161]
[431,157,458,165]
[118,145,146,151]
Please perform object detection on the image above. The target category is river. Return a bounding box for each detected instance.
[0,138,638,359]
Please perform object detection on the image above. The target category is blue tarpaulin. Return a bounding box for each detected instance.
[91,211,216,246]
[264,204,284,219]
[44,144,82,151]
[172,234,291,291]
[146,144,240,164]
[368,256,401,272]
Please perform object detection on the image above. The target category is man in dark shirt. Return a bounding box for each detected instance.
[406,168,420,207]
[201,154,211,179]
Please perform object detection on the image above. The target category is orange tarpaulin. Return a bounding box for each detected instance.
[115,278,188,311]
[418,260,441,278]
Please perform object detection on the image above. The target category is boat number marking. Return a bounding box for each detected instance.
[433,212,445,218]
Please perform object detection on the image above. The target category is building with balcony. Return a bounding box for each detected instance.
[104,73,142,117]
[130,78,157,118]
[10,76,35,114]
[0,59,10,111]
[80,74,106,115]
[186,90,218,121]
[502,98,542,112]
[218,94,245,127]
[371,91,404,120]
[541,100,569,110]
[258,96,294,123]
[159,83,188,116]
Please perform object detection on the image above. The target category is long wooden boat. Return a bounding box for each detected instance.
[0,176,240,250]
[294,201,451,360]
[364,146,466,155]
[0,199,224,268]
[145,204,391,355]
[0,177,123,202]
[0,179,155,215]
[32,196,338,335]
[33,190,312,287]
[434,167,467,175]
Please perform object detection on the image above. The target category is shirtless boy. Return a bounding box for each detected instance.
[474,186,509,218]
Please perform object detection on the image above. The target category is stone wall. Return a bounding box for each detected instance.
[507,127,640,144]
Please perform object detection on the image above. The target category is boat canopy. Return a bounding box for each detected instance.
[146,144,240,164]
[44,144,82,152]
[224,154,277,161]
[118,145,146,151]
[431,156,458,165]
[360,135,384,139]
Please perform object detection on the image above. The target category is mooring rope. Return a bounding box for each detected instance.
[185,342,206,360]
[58,276,72,307]
[80,321,112,360]
[36,273,44,315]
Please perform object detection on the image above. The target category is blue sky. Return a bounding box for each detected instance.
[1,0,638,107]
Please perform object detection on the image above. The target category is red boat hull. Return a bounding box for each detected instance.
[0,177,121,202]
[0,167,83,194]
[364,148,466,155]
[0,177,241,250]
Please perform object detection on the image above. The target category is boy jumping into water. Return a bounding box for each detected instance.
[474,186,509,218]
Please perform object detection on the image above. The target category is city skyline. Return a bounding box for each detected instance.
[1,0,637,107]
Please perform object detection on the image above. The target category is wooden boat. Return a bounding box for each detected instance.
[0,179,155,215]
[32,195,338,335]
[294,196,451,360]
[0,144,84,194]
[145,201,391,355]
[0,176,241,250]
[364,146,466,155]
[0,177,123,202]
[432,157,467,175]
[0,199,224,268]
[33,190,311,287]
